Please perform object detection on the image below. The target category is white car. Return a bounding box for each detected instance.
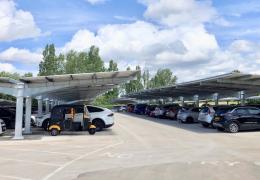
[36,105,114,131]
[0,119,6,135]
[177,107,201,123]
[198,106,215,127]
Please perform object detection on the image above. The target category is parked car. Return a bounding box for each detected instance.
[0,119,6,135]
[151,106,164,118]
[36,105,114,131]
[177,107,201,123]
[213,106,260,133]
[0,107,16,129]
[127,104,135,113]
[145,105,156,116]
[134,104,148,115]
[198,106,232,128]
[165,104,180,120]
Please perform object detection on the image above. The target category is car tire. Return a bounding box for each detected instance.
[50,128,59,136]
[186,117,194,123]
[202,123,209,128]
[93,119,105,131]
[42,119,50,131]
[227,122,239,133]
[88,128,96,135]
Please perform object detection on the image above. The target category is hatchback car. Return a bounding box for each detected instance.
[0,119,6,135]
[213,106,260,133]
[177,107,201,123]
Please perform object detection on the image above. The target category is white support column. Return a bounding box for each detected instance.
[194,95,199,107]
[50,100,54,110]
[239,91,246,106]
[45,99,49,113]
[13,83,24,140]
[213,93,219,106]
[179,96,184,107]
[37,96,43,117]
[24,96,32,134]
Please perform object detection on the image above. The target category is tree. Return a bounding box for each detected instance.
[87,46,105,72]
[149,68,177,88]
[142,69,150,89]
[107,60,118,72]
[23,72,33,77]
[124,66,144,94]
[39,44,65,76]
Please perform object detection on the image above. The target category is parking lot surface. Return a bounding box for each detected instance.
[1,113,260,180]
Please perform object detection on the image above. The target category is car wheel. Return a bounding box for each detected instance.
[227,122,239,133]
[93,119,105,131]
[202,123,209,128]
[186,117,194,123]
[50,128,59,136]
[88,128,96,135]
[42,119,50,131]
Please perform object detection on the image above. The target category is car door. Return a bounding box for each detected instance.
[247,108,260,130]
[235,108,255,130]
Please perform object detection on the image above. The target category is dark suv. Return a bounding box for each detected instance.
[0,107,16,129]
[213,106,260,133]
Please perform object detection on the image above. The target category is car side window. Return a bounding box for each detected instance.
[75,106,84,113]
[248,108,260,115]
[192,108,200,112]
[87,106,104,113]
[235,108,248,115]
[201,107,208,113]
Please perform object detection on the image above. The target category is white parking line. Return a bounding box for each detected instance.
[0,175,31,180]
[0,147,78,156]
[0,157,60,167]
[42,141,124,180]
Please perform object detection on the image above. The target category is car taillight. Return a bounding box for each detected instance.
[108,113,114,117]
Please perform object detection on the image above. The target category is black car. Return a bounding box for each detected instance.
[0,107,16,129]
[213,106,260,133]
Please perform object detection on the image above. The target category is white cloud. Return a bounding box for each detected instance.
[0,62,17,72]
[62,0,260,82]
[85,0,108,5]
[140,0,218,27]
[0,47,42,64]
[0,0,41,41]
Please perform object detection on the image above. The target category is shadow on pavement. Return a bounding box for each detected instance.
[119,112,221,134]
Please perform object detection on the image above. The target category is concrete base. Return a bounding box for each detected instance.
[23,131,32,135]
[12,136,24,140]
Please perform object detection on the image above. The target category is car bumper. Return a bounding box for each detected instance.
[105,123,114,128]
[213,122,224,128]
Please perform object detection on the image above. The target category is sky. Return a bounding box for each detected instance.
[0,0,260,82]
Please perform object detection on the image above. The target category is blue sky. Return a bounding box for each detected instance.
[0,0,260,81]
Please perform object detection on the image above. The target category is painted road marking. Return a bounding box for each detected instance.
[0,175,31,180]
[100,152,133,159]
[42,141,124,180]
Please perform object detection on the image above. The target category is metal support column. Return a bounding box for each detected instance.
[13,83,24,140]
[24,96,32,134]
[239,91,246,106]
[45,99,49,113]
[179,96,184,107]
[194,95,199,107]
[37,96,43,117]
[213,93,219,106]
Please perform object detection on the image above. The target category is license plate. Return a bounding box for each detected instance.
[214,117,220,121]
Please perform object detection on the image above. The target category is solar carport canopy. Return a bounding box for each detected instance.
[17,70,139,101]
[125,72,260,100]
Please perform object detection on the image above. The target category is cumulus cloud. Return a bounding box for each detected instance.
[0,0,41,41]
[0,47,42,64]
[62,0,259,82]
[0,62,17,72]
[85,0,108,5]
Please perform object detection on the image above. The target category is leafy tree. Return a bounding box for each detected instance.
[149,68,177,88]
[23,72,33,77]
[87,46,105,72]
[124,66,144,94]
[39,44,65,76]
[107,60,118,72]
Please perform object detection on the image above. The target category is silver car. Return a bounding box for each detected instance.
[198,106,215,127]
[177,107,201,123]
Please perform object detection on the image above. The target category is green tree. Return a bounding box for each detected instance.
[39,44,65,76]
[23,72,33,77]
[149,68,177,88]
[87,46,105,72]
[124,66,144,94]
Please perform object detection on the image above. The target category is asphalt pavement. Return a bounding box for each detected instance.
[0,113,260,180]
